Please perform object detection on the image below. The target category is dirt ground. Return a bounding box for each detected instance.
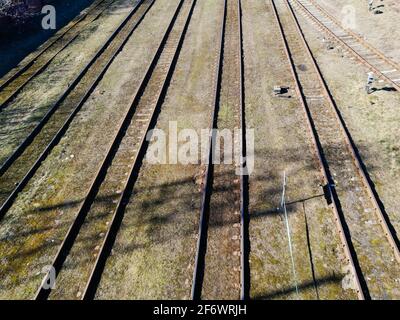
[316,0,400,63]
[0,0,179,299]
[294,0,400,295]
[242,0,358,300]
[0,0,139,166]
[0,0,399,300]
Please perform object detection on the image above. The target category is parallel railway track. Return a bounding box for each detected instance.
[0,0,116,110]
[191,0,248,300]
[306,0,400,71]
[1,0,398,300]
[271,0,400,299]
[35,0,196,300]
[0,0,155,219]
[291,0,400,91]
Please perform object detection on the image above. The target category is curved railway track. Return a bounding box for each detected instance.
[0,0,116,110]
[0,0,155,219]
[271,0,400,299]
[35,0,196,300]
[191,0,248,300]
[291,0,400,92]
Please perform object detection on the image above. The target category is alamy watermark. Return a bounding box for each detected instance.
[41,5,56,30]
[145,121,255,176]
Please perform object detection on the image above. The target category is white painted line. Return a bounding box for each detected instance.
[382,69,397,74]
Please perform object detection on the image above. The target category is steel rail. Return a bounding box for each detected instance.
[0,0,147,177]
[287,0,400,265]
[291,0,400,92]
[0,32,79,110]
[270,0,367,300]
[35,0,193,300]
[307,0,400,73]
[191,0,227,301]
[0,0,111,97]
[191,0,246,300]
[0,0,118,111]
[237,0,249,301]
[0,0,154,219]
[81,0,196,300]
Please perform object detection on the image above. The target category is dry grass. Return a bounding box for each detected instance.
[317,0,400,63]
[0,0,173,299]
[296,3,400,299]
[95,0,223,300]
[0,0,138,166]
[242,0,357,300]
[1,0,398,300]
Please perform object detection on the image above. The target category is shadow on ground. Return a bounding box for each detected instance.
[252,274,342,300]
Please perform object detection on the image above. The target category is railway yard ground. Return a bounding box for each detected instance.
[0,0,400,300]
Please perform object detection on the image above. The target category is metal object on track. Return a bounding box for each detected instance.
[270,0,367,300]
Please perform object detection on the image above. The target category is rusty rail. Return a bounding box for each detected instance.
[81,0,196,300]
[35,0,194,300]
[238,0,249,301]
[0,0,153,220]
[191,0,226,300]
[191,0,247,300]
[270,0,367,300]
[291,0,400,92]
[307,0,400,73]
[287,0,400,265]
[0,0,115,110]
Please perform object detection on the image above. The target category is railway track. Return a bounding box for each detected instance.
[0,0,116,110]
[191,0,247,300]
[0,0,155,219]
[35,0,195,300]
[271,0,400,299]
[291,0,400,92]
